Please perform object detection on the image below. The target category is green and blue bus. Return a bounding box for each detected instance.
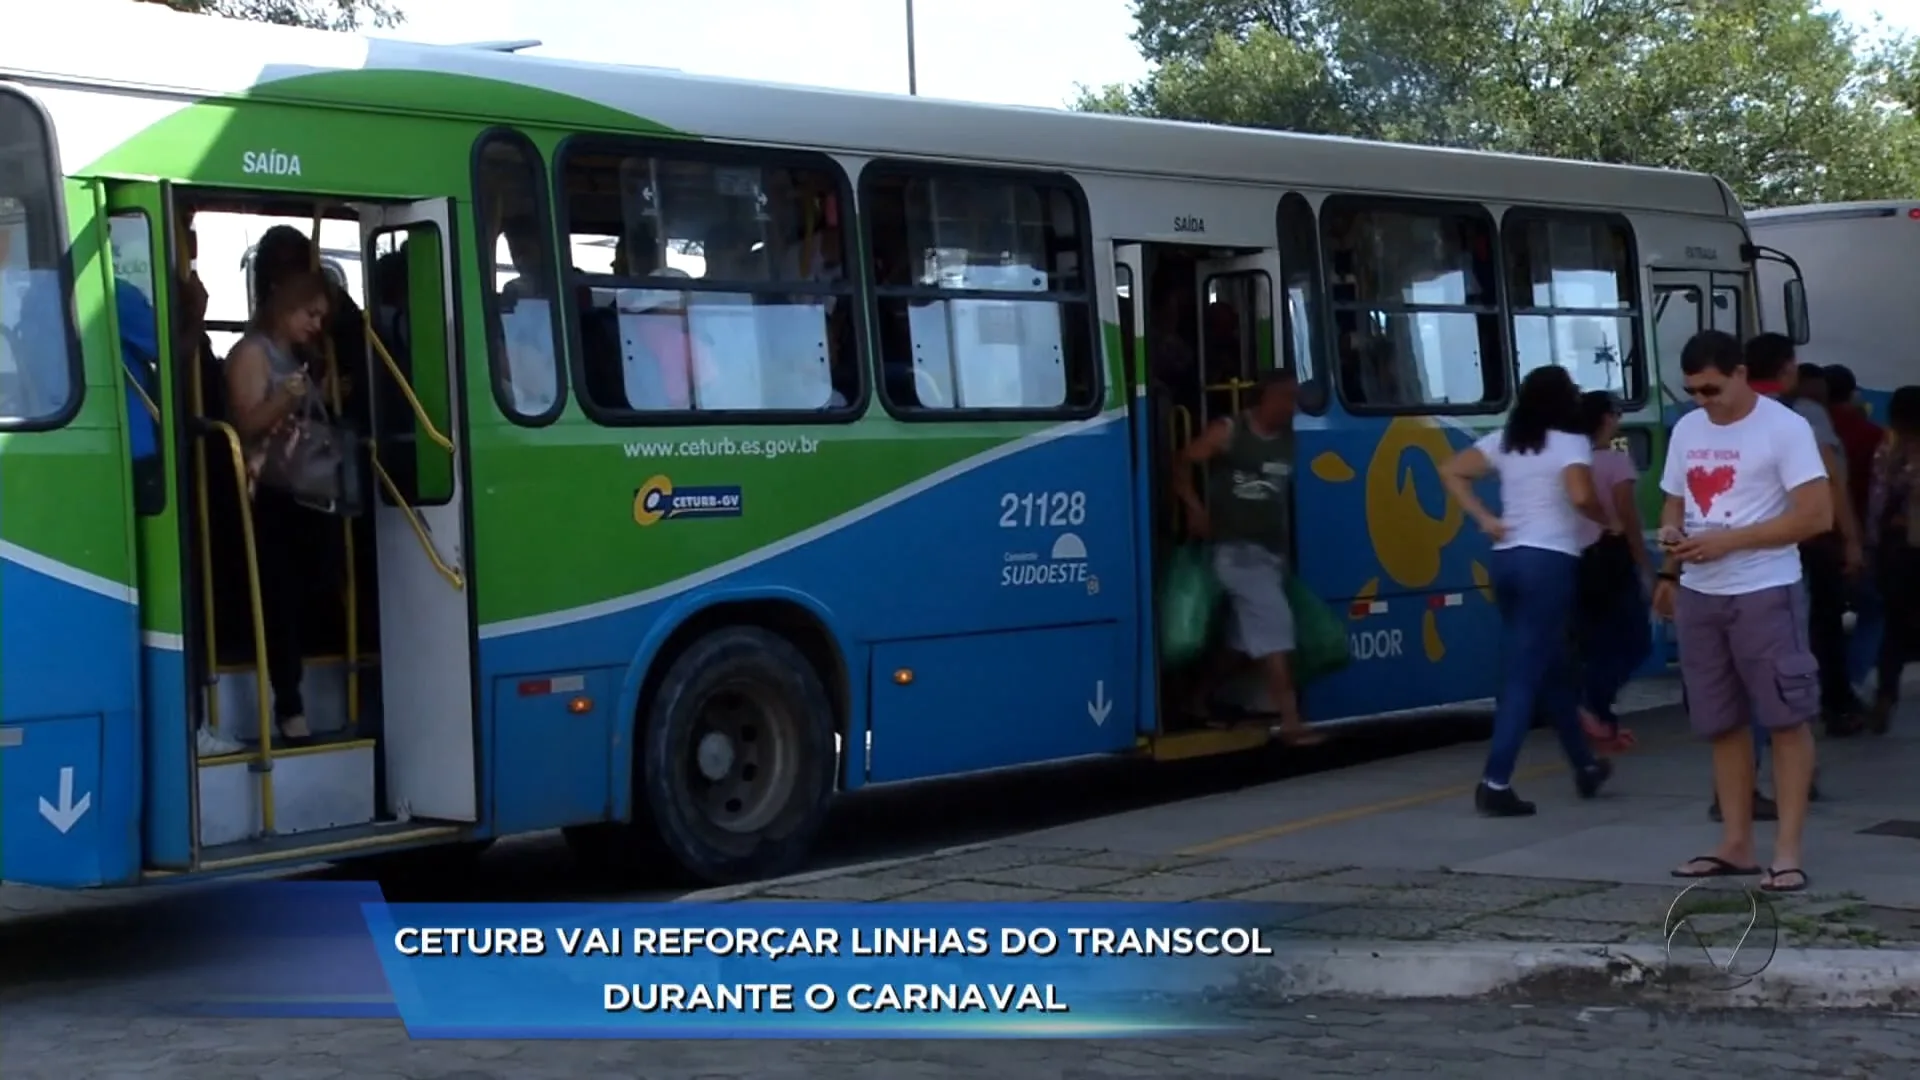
[0,2,1803,889]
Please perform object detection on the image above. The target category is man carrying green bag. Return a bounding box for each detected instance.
[1171,369,1332,746]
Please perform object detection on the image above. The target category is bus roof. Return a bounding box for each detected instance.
[9,0,1739,220]
[1748,201,1920,226]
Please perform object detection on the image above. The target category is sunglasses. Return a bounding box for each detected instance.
[1683,383,1724,399]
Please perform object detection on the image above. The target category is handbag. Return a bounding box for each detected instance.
[1159,544,1222,668]
[1285,575,1351,685]
[255,390,362,517]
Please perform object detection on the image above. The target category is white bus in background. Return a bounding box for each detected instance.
[1751,201,1920,413]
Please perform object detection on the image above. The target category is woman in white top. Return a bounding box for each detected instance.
[1441,365,1615,816]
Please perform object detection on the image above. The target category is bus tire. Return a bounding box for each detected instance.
[638,625,836,886]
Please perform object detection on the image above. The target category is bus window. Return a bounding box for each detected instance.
[1276,193,1327,415]
[556,141,859,418]
[0,90,80,429]
[1653,285,1703,374]
[366,224,454,504]
[862,165,1099,416]
[1712,285,1742,336]
[109,210,166,515]
[1322,199,1502,412]
[1199,269,1270,419]
[473,130,564,424]
[1504,212,1643,402]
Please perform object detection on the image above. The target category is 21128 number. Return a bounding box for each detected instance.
[999,491,1087,528]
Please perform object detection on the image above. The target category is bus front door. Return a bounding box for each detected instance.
[0,86,143,886]
[96,178,210,872]
[1191,251,1294,722]
[355,199,477,825]
[1111,242,1165,737]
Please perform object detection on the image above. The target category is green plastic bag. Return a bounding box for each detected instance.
[1286,575,1350,685]
[1159,544,1221,667]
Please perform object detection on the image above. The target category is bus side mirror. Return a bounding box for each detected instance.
[1784,278,1810,345]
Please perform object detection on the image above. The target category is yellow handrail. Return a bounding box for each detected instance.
[362,309,453,453]
[204,418,278,835]
[370,453,465,590]
[311,206,359,734]
[358,253,460,589]
[130,375,160,421]
[1204,377,1256,421]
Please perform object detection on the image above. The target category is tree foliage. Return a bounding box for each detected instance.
[151,0,404,32]
[1077,0,1920,207]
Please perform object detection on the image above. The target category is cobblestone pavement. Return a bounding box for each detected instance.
[724,844,1920,950]
[2,1001,1916,1077]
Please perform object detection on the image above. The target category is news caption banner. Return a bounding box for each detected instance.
[123,885,1292,1038]
[369,902,1289,1038]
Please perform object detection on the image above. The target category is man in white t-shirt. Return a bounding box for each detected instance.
[1655,330,1833,894]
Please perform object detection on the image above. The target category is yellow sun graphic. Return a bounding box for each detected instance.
[1311,417,1490,663]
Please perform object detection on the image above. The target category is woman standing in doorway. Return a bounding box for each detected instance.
[1441,366,1615,816]
[1867,386,1920,733]
[1573,391,1653,754]
[224,271,334,747]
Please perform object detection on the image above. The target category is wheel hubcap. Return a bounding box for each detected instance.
[696,731,735,781]
[684,686,801,838]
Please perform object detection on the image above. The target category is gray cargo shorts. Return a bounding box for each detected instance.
[1674,581,1820,738]
[1212,542,1296,659]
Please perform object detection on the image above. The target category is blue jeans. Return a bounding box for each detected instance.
[1485,547,1598,786]
[1578,587,1653,727]
[1848,575,1884,689]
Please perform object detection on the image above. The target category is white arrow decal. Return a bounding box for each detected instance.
[1087,680,1112,726]
[38,767,92,835]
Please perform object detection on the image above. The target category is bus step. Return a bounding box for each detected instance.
[1146,722,1272,762]
[197,737,378,849]
[183,821,465,876]
[206,662,368,744]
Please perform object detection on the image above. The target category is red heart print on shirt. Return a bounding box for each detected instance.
[1686,464,1737,515]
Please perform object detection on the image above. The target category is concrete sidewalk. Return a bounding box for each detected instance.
[689,675,1920,1007]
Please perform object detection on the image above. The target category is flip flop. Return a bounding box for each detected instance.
[1760,867,1809,893]
[1671,855,1763,878]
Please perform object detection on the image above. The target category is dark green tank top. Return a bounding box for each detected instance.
[1208,414,1294,553]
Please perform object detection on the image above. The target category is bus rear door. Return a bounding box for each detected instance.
[0,84,142,887]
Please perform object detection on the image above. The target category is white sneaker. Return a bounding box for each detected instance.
[1851,673,1877,705]
[196,725,244,759]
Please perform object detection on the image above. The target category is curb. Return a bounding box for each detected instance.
[674,842,990,903]
[1249,942,1920,1010]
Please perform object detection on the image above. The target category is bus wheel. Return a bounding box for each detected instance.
[639,626,836,886]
